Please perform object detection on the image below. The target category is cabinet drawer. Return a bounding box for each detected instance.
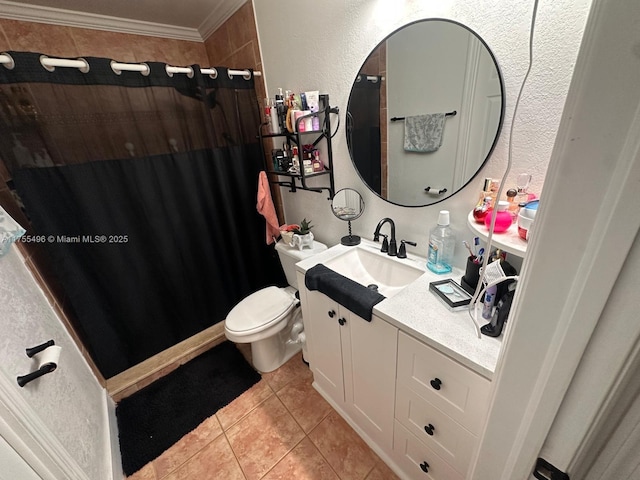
[392,421,464,480]
[397,332,491,434]
[396,383,476,475]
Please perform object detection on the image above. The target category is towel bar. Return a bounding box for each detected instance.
[390,110,457,122]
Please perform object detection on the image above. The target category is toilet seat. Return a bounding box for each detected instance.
[225,286,296,337]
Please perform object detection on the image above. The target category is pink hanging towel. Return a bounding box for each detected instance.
[256,171,280,244]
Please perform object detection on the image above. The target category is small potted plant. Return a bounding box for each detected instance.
[280,218,314,250]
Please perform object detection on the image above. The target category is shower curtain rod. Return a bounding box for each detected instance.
[0,53,261,78]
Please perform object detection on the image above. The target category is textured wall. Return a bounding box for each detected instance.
[254,0,592,268]
[0,248,111,479]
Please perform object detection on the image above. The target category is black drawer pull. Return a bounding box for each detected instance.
[424,423,435,436]
[430,377,442,390]
[328,310,335,318]
[420,461,430,473]
[338,317,346,326]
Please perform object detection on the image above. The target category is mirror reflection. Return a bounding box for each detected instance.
[346,19,504,207]
[331,188,364,246]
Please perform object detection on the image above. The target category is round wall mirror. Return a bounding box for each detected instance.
[346,19,505,207]
[331,188,365,246]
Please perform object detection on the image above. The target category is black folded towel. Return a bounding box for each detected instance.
[304,263,385,321]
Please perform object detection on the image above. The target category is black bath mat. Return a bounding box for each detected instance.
[116,341,260,476]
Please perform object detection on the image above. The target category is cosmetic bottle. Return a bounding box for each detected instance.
[473,196,492,224]
[427,210,455,274]
[267,99,280,134]
[312,114,320,131]
[506,188,519,222]
[516,173,532,204]
[482,283,497,319]
[484,200,512,233]
[275,88,285,131]
[290,146,299,173]
[312,150,323,172]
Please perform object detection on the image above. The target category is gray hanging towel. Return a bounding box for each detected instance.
[403,113,446,152]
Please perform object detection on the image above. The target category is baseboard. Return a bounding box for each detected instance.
[310,380,406,480]
[106,323,227,400]
[105,392,123,480]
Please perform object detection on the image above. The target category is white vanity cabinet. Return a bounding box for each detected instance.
[296,245,499,480]
[391,332,491,479]
[300,287,398,451]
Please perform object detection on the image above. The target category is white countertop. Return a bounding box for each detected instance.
[296,240,503,380]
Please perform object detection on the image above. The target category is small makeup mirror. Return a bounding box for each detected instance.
[331,188,365,246]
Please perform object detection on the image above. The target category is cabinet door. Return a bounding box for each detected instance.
[304,289,345,403]
[343,313,398,450]
[393,421,464,480]
[397,332,491,434]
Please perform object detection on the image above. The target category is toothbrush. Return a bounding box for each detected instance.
[463,241,476,258]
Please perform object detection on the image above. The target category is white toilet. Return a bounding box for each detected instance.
[224,239,327,372]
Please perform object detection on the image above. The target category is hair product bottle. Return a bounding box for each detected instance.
[427,210,455,274]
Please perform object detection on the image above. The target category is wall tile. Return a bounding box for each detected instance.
[227,2,256,53]
[0,24,10,51]
[1,19,78,57]
[204,25,232,65]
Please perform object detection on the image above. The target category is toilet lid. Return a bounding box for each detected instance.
[225,286,295,334]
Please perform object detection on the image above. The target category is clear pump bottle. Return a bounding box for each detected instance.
[427,210,455,274]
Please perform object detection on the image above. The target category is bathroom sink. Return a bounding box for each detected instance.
[323,244,425,298]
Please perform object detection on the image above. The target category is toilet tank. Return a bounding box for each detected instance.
[275,240,327,289]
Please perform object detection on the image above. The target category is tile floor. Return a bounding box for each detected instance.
[125,348,400,480]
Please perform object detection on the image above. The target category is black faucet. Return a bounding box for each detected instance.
[373,218,397,256]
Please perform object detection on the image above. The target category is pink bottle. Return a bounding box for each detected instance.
[484,200,512,233]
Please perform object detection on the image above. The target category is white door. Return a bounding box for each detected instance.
[0,435,43,480]
[470,1,640,478]
[453,39,502,190]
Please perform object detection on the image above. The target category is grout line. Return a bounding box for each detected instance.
[222,423,248,480]
[257,435,308,480]
[218,380,275,432]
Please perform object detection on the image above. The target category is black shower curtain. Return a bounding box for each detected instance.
[347,76,382,194]
[0,52,285,378]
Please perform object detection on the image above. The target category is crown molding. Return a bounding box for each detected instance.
[0,0,203,42]
[198,0,245,41]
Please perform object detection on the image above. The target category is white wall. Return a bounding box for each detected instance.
[254,0,591,269]
[0,247,115,479]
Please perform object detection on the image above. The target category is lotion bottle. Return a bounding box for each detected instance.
[427,210,455,274]
[482,284,497,319]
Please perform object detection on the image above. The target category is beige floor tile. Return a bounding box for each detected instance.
[153,415,223,479]
[276,374,333,433]
[126,462,156,480]
[308,411,379,480]
[216,379,273,430]
[261,437,339,480]
[226,395,305,480]
[161,434,244,480]
[262,351,311,392]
